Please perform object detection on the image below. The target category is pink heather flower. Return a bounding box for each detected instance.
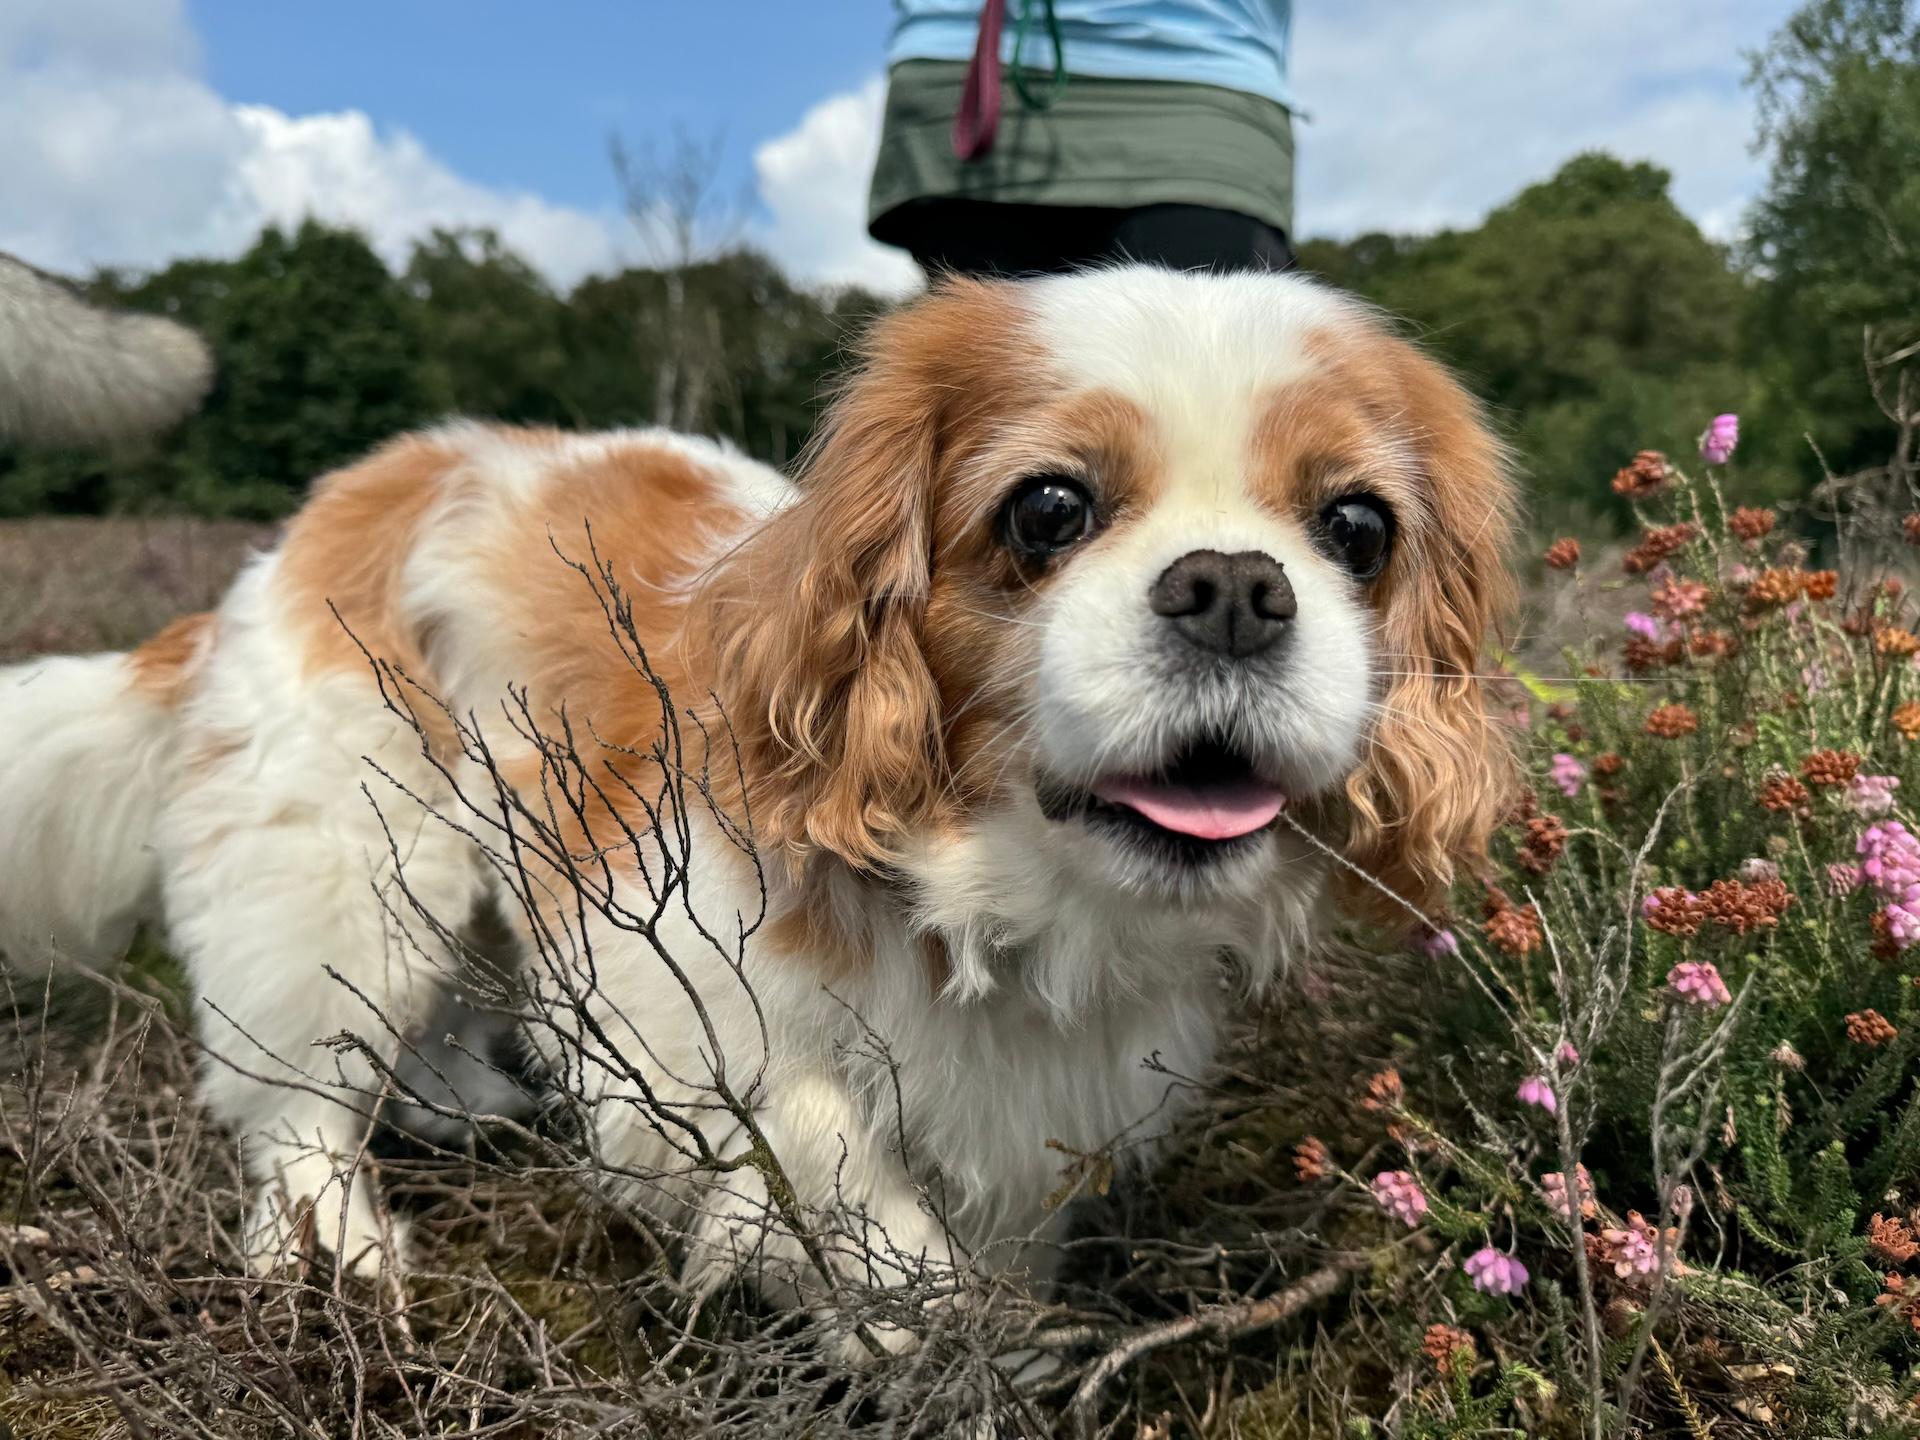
[1464,1247,1529,1296]
[1556,1041,1581,1067]
[1739,858,1780,884]
[1888,902,1920,950]
[1600,1219,1660,1277]
[1729,562,1756,586]
[1849,774,1901,819]
[1549,752,1587,798]
[1541,1164,1594,1221]
[1516,1075,1557,1114]
[1416,926,1460,958]
[1668,960,1732,1007]
[1371,1170,1429,1228]
[1700,413,1739,466]
[1858,824,1920,936]
[1623,611,1667,643]
[1826,862,1863,895]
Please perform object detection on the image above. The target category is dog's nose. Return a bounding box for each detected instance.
[1149,549,1296,658]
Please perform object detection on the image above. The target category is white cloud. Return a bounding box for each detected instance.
[0,0,1798,296]
[0,0,624,287]
[1293,0,1794,240]
[752,79,922,297]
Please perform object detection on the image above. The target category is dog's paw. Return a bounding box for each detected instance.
[244,1178,409,1279]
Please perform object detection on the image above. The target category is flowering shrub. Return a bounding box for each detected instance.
[1284,420,1920,1434]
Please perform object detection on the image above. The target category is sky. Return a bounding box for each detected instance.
[1,0,1799,299]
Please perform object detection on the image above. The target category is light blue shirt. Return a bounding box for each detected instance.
[887,0,1294,111]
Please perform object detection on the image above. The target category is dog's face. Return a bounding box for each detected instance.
[711,267,1513,929]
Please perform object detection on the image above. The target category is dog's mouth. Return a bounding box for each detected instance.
[1040,735,1288,860]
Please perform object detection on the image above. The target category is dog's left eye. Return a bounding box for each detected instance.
[1317,496,1394,580]
[1001,476,1095,559]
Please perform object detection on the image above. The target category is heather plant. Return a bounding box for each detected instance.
[1281,416,1920,1435]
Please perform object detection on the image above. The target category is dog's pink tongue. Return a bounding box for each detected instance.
[1092,777,1286,841]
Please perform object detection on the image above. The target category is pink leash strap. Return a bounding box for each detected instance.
[952,0,1007,160]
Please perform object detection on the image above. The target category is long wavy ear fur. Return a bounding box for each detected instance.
[701,281,1012,871]
[1341,335,1518,921]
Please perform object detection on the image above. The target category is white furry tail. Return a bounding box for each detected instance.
[0,650,182,968]
[0,253,214,447]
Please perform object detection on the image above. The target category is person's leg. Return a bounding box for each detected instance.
[1101,203,1296,273]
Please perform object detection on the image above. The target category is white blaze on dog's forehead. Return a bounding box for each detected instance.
[1022,266,1363,510]
[1023,267,1351,392]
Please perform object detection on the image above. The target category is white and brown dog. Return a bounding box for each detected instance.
[0,267,1512,1315]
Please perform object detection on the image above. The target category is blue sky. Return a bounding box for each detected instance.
[3,0,1798,296]
[189,1,892,217]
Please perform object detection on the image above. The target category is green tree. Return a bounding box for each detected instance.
[1747,0,1920,486]
[564,249,882,466]
[182,221,437,516]
[406,228,574,426]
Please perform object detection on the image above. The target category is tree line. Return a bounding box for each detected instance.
[2,0,1913,532]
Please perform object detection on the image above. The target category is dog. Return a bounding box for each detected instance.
[0,266,1512,1326]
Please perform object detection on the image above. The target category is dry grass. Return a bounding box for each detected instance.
[0,517,269,663]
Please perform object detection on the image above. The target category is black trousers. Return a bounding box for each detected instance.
[877,198,1295,279]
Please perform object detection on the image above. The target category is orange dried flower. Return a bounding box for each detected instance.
[1847,1009,1897,1047]
[1611,450,1673,498]
[1728,506,1776,542]
[1644,702,1699,738]
[1800,749,1860,788]
[1688,628,1736,660]
[1623,636,1678,673]
[1895,702,1920,741]
[1543,537,1581,570]
[1870,1213,1920,1264]
[1746,567,1806,608]
[1697,877,1793,935]
[1518,814,1569,874]
[1873,909,1901,963]
[1422,1323,1477,1377]
[1758,771,1810,813]
[1652,576,1711,619]
[1905,513,1920,547]
[1592,752,1623,778]
[1802,569,1838,601]
[1644,886,1709,937]
[1486,904,1543,957]
[1877,1273,1920,1330]
[1876,625,1920,659]
[1292,1136,1331,1183]
[1361,1067,1404,1114]
[1622,522,1699,575]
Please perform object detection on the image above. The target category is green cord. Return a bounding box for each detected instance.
[1010,0,1068,111]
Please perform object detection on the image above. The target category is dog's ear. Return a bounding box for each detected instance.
[1341,337,1517,919]
[706,283,1010,871]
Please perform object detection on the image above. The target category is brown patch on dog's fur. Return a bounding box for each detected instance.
[128,611,214,705]
[1281,326,1517,919]
[277,433,464,681]
[696,278,1047,875]
[924,386,1156,816]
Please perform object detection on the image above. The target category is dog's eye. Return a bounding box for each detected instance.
[1001,476,1095,559]
[1318,496,1394,580]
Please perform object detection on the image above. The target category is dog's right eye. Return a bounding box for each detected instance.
[1001,476,1095,559]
